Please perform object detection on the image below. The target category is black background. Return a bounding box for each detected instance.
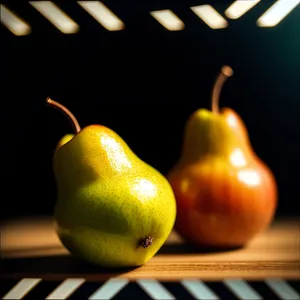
[1,0,300,221]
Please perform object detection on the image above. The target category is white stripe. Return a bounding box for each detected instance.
[224,279,262,300]
[257,0,300,27]
[45,278,85,299]
[225,0,261,19]
[77,1,124,31]
[265,279,300,300]
[150,10,185,31]
[137,279,176,300]
[2,278,41,299]
[88,278,129,300]
[190,5,228,29]
[0,5,31,36]
[181,279,219,300]
[29,1,79,34]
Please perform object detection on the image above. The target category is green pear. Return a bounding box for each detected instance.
[47,98,176,268]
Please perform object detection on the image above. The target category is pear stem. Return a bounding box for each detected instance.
[211,65,234,114]
[46,97,81,133]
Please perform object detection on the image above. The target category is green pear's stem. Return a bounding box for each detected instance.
[140,236,154,248]
[211,65,234,114]
[46,97,81,133]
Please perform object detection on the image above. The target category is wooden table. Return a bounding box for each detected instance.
[1,217,299,299]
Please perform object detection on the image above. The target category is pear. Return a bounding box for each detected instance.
[168,66,277,248]
[47,98,176,268]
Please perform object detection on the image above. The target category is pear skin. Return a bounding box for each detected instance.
[55,134,74,151]
[221,108,250,146]
[168,66,277,249]
[47,99,176,268]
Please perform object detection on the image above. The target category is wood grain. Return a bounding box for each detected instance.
[1,217,299,280]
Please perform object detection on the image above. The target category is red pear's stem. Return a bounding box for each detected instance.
[211,65,234,114]
[46,97,81,133]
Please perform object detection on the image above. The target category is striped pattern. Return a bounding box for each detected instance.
[1,1,299,35]
[1,278,299,299]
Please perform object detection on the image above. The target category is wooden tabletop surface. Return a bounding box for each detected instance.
[1,217,299,281]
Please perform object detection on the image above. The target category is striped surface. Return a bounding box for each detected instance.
[1,278,299,299]
[1,1,299,35]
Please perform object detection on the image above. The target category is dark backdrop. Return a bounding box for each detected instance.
[1,1,300,221]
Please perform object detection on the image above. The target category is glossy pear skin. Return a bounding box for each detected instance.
[168,108,277,248]
[53,125,176,268]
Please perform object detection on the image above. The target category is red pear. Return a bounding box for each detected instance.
[168,66,277,248]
